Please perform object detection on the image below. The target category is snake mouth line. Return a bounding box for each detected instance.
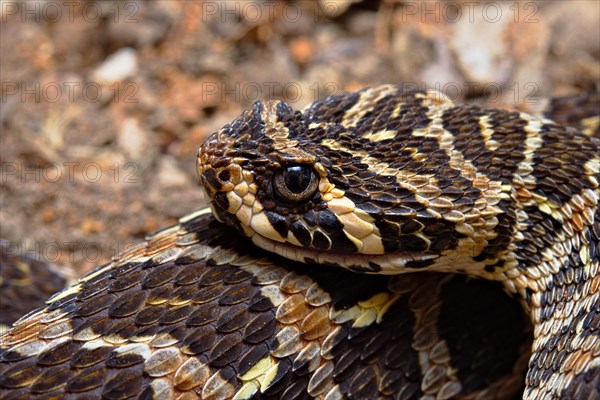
[250,232,439,274]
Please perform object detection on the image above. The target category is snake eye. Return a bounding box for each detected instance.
[273,165,319,203]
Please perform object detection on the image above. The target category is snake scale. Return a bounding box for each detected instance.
[0,85,598,399]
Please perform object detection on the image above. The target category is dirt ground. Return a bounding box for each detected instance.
[1,0,599,277]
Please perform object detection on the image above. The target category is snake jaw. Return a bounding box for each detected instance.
[249,231,441,274]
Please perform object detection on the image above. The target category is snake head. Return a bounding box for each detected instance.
[198,86,506,274]
[197,99,334,251]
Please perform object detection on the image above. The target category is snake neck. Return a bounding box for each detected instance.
[495,188,600,399]
[520,270,599,400]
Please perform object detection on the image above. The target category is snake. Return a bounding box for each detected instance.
[0,85,598,399]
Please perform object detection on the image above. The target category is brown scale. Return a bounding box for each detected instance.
[0,240,70,329]
[543,92,600,138]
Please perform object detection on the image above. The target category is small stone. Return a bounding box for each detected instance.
[91,47,138,85]
[157,156,190,187]
[117,118,152,162]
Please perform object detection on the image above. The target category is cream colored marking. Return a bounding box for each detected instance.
[479,115,499,151]
[179,207,212,223]
[202,370,236,399]
[321,138,417,189]
[226,192,243,214]
[336,211,373,239]
[242,169,254,183]
[271,326,302,357]
[258,285,286,307]
[149,379,173,399]
[375,293,402,323]
[286,230,302,247]
[149,247,182,264]
[252,201,263,214]
[260,101,292,143]
[584,156,600,175]
[80,338,111,350]
[236,205,253,227]
[233,382,260,400]
[176,243,221,266]
[294,342,322,373]
[351,292,402,327]
[115,342,152,358]
[355,207,375,223]
[359,233,385,254]
[409,96,453,139]
[326,196,355,214]
[362,128,398,142]
[323,187,345,202]
[342,231,363,251]
[242,192,256,207]
[306,282,333,306]
[307,121,333,131]
[150,331,181,346]
[103,333,129,345]
[581,115,600,136]
[340,85,400,128]
[234,182,249,198]
[360,293,393,308]
[46,283,82,304]
[260,363,283,392]
[321,139,395,176]
[248,182,258,195]
[227,164,244,185]
[421,90,454,107]
[318,178,335,194]
[238,356,274,381]
[250,212,285,243]
[145,223,181,241]
[241,223,255,238]
[7,340,49,357]
[352,308,377,328]
[329,304,361,324]
[307,361,335,396]
[520,113,546,166]
[209,247,240,266]
[277,147,315,161]
[311,162,325,177]
[324,386,344,400]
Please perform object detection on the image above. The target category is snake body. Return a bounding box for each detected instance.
[0,86,598,399]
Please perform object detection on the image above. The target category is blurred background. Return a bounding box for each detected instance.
[1,0,599,275]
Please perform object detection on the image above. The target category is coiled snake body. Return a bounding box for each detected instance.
[0,86,598,399]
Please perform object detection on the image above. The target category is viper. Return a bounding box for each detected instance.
[0,85,598,399]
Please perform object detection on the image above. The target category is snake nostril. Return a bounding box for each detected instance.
[219,170,231,182]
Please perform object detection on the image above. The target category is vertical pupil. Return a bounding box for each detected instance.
[284,166,311,193]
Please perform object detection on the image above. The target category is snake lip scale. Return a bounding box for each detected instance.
[0,85,599,399]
